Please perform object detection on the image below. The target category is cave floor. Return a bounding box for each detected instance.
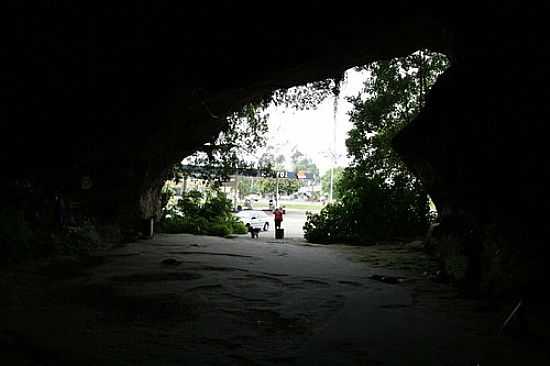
[1,234,548,365]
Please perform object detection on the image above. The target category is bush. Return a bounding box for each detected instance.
[207,222,232,237]
[303,203,360,244]
[303,174,429,244]
[159,189,245,237]
[229,217,248,235]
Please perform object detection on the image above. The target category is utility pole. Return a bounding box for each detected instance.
[329,166,334,202]
[275,174,279,209]
[182,175,188,195]
[233,174,239,209]
[330,84,339,203]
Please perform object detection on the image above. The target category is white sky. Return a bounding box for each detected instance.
[264,68,368,175]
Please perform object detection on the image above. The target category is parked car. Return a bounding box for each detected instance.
[234,210,270,231]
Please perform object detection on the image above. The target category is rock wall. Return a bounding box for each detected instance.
[393,62,491,294]
[393,9,549,299]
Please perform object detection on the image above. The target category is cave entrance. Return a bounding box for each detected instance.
[161,50,447,246]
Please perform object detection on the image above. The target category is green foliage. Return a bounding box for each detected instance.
[174,102,270,184]
[304,50,448,244]
[321,167,344,200]
[303,204,359,244]
[207,222,232,237]
[237,177,257,199]
[252,146,319,197]
[174,78,332,185]
[271,79,335,110]
[291,147,320,182]
[159,189,244,237]
[305,174,430,243]
[256,178,301,196]
[230,218,248,235]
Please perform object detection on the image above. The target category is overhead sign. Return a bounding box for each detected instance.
[261,170,314,179]
[180,165,314,179]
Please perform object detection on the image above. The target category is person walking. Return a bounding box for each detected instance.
[273,207,283,229]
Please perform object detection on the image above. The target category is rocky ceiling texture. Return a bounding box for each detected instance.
[3,3,543,294]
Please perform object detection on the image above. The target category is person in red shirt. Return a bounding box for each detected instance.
[273,208,283,229]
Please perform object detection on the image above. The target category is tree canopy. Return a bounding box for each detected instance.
[304,50,448,244]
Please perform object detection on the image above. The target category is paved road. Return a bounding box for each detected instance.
[1,234,546,365]
[249,199,320,239]
[272,209,307,238]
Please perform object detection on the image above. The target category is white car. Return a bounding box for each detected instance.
[234,210,270,231]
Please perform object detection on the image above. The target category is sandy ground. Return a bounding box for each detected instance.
[1,234,548,365]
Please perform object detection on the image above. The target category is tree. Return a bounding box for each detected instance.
[174,102,270,185]
[304,50,448,244]
[321,167,344,200]
[167,77,338,209]
[256,178,301,196]
[345,50,448,179]
[271,79,335,110]
[290,146,320,182]
[171,75,340,186]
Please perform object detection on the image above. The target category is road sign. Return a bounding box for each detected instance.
[179,165,314,180]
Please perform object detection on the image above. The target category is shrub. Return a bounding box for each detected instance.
[303,204,360,244]
[159,189,244,237]
[303,174,429,244]
[207,222,232,237]
[230,218,248,235]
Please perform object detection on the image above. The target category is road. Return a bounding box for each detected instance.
[274,208,308,238]
[249,199,319,239]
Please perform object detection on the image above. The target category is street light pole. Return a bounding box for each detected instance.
[330,85,339,203]
[329,165,334,202]
[275,174,279,209]
[233,174,239,209]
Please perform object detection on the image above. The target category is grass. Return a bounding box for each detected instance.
[280,202,323,211]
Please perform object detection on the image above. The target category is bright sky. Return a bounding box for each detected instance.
[265,67,368,175]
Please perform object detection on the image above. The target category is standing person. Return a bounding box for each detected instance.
[273,207,283,229]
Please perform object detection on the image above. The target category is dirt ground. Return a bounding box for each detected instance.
[1,234,548,365]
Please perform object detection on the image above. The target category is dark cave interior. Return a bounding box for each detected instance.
[1,3,548,363]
